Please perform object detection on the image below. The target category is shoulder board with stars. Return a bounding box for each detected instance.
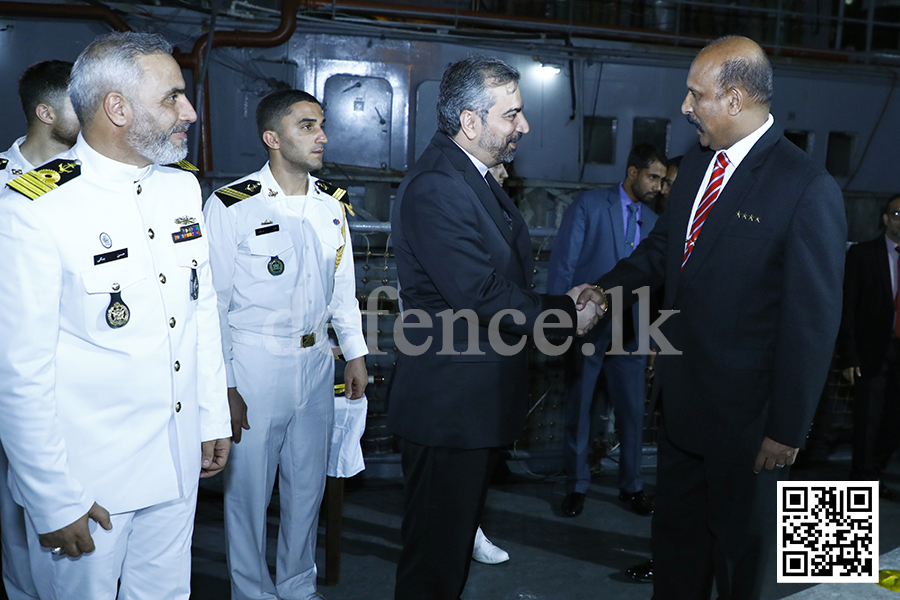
[314,180,354,216]
[164,159,199,172]
[215,179,263,207]
[7,158,81,200]
[0,158,7,171]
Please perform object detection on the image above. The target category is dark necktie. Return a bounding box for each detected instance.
[624,203,639,257]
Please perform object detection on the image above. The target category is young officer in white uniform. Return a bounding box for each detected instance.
[0,59,79,600]
[0,33,231,600]
[204,89,367,600]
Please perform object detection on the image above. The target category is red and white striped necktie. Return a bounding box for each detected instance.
[682,151,730,270]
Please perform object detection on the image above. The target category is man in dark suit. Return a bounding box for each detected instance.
[839,194,900,497]
[548,143,665,518]
[579,36,847,599]
[388,56,601,600]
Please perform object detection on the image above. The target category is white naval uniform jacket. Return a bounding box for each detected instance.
[203,163,367,387]
[0,135,231,534]
[0,136,34,185]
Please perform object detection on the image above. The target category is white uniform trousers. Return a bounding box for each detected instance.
[225,330,334,600]
[0,446,39,600]
[24,478,199,600]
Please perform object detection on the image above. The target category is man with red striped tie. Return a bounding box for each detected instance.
[577,35,846,600]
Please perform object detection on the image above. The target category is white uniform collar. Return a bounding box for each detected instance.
[3,136,31,170]
[75,133,151,183]
[258,162,320,202]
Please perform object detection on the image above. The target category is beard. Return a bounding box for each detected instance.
[50,120,79,148]
[127,107,190,165]
[479,126,522,166]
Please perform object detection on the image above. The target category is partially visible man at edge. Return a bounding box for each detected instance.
[0,32,231,600]
[577,35,846,600]
[0,58,79,600]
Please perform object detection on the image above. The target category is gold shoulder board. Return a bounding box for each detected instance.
[165,159,199,172]
[7,159,81,200]
[214,179,262,207]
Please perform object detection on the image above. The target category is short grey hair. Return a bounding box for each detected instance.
[69,32,173,128]
[437,55,520,137]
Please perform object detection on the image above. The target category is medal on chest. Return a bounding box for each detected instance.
[106,291,130,328]
[268,255,285,276]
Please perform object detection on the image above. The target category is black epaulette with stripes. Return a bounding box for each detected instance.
[314,179,354,215]
[215,179,263,207]
[7,158,81,200]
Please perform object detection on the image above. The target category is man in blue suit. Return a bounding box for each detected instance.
[549,143,667,517]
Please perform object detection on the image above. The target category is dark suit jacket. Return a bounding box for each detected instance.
[388,132,576,449]
[838,237,894,376]
[597,125,847,466]
[547,185,658,348]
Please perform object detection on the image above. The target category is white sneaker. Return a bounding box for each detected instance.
[472,526,510,564]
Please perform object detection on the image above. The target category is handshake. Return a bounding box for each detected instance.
[565,284,608,337]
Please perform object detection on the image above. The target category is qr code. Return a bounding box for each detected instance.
[777,481,879,583]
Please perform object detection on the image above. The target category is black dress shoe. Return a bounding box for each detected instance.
[619,489,653,516]
[626,559,653,582]
[561,492,585,517]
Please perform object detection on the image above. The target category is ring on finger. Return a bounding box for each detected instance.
[775,463,785,468]
[50,547,64,556]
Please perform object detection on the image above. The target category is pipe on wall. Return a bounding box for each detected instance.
[173,0,299,175]
[0,1,130,32]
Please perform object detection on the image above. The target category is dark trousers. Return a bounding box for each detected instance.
[394,438,498,600]
[852,339,900,481]
[652,417,786,600]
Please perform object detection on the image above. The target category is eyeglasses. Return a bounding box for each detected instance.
[889,211,900,221]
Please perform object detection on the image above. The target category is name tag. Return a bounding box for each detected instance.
[94,248,128,265]
[255,224,280,236]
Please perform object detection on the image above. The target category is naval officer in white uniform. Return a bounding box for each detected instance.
[0,59,79,600]
[204,89,367,600]
[0,32,231,600]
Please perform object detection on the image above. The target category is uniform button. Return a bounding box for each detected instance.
[175,402,181,413]
[148,228,155,239]
[174,360,180,371]
[169,317,176,328]
[136,185,142,195]
[111,283,120,291]
[159,273,166,284]
[307,274,311,278]
[191,259,198,267]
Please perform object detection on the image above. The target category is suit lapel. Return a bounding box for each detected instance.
[435,134,518,249]
[665,150,709,299]
[607,187,626,262]
[486,173,533,279]
[676,128,780,294]
[877,241,894,307]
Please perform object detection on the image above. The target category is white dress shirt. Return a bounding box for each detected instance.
[685,114,775,242]
[0,134,231,533]
[203,163,367,387]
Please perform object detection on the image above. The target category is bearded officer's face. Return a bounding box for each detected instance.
[125,53,197,165]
